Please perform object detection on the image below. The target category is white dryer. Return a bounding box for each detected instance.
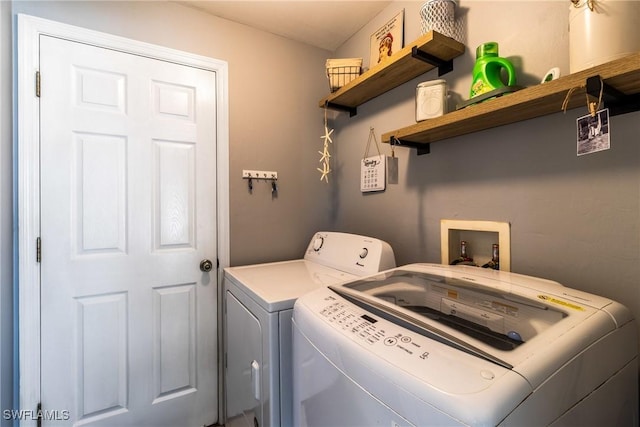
[293,263,639,426]
[223,231,395,427]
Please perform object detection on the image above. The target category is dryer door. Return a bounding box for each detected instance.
[225,291,263,427]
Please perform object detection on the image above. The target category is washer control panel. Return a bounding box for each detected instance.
[307,290,507,394]
[319,297,429,360]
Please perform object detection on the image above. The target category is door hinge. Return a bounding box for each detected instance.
[36,237,41,263]
[36,402,42,427]
[35,71,41,98]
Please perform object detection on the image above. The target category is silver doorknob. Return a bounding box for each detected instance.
[200,259,213,272]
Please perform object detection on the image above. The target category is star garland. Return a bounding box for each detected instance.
[318,106,333,182]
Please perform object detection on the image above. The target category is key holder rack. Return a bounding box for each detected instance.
[586,75,640,117]
[243,170,278,194]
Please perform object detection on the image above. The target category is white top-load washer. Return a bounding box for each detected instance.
[293,263,639,427]
[223,231,395,427]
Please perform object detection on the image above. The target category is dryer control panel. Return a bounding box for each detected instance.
[303,232,396,276]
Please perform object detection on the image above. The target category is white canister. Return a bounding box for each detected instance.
[569,0,640,73]
[416,79,447,121]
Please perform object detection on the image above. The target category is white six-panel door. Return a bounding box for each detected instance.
[38,34,218,426]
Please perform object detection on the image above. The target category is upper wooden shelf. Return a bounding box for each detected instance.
[381,52,640,151]
[319,31,466,115]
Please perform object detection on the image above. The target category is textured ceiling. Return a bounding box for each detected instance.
[178,1,392,51]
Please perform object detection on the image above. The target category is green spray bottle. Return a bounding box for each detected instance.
[469,42,517,99]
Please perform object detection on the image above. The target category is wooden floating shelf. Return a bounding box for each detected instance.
[382,52,640,150]
[319,31,465,115]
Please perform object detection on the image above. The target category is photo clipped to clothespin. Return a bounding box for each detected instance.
[576,78,610,156]
[361,127,386,193]
[387,136,399,185]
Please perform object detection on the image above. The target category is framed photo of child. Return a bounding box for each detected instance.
[370,10,404,68]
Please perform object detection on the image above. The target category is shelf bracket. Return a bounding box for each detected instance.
[411,46,454,76]
[392,136,431,155]
[586,75,640,117]
[325,101,357,117]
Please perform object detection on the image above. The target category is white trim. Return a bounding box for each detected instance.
[15,14,230,422]
[440,219,511,271]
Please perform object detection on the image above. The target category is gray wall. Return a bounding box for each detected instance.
[0,0,331,421]
[1,0,638,421]
[328,1,640,352]
[7,0,334,265]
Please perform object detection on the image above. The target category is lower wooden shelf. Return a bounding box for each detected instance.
[382,52,640,150]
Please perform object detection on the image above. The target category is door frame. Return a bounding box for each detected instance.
[15,14,230,423]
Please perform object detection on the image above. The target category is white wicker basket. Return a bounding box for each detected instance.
[326,58,362,92]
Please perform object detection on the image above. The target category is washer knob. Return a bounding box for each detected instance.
[359,248,369,259]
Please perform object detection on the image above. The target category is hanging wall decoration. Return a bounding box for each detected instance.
[361,127,386,193]
[318,105,333,182]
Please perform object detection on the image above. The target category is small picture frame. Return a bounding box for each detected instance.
[577,108,610,156]
[370,10,404,68]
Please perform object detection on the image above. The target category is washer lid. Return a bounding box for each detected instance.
[328,263,629,389]
[225,259,357,312]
